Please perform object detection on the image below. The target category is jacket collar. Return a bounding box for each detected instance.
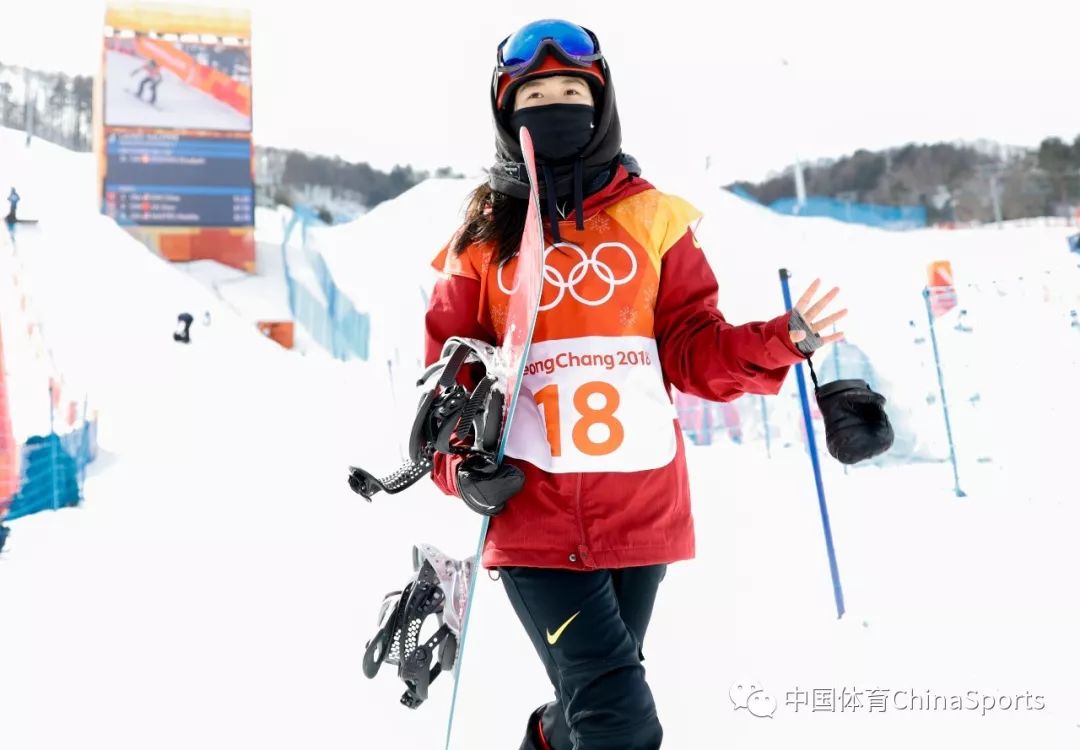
[548,165,654,228]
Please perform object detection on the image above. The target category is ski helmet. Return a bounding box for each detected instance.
[489,19,623,179]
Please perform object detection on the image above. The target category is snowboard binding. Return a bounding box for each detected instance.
[348,338,504,500]
[362,544,475,709]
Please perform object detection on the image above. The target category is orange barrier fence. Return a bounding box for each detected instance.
[0,324,20,516]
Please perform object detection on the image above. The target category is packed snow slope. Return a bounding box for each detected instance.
[2,127,1079,749]
[306,178,479,371]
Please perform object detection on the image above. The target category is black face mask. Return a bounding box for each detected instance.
[509,104,595,164]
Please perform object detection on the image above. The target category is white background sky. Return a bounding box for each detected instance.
[3,0,1078,182]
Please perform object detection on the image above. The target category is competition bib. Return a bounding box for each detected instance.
[504,336,677,473]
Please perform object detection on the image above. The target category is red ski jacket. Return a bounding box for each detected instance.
[425,167,805,570]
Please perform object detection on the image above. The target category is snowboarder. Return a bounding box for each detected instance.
[131,59,163,105]
[0,523,9,554]
[423,18,848,750]
[5,186,19,230]
[173,312,194,344]
[6,187,19,219]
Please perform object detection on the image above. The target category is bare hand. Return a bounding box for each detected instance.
[791,278,847,345]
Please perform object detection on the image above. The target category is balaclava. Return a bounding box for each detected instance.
[488,22,639,241]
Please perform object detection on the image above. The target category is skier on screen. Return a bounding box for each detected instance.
[131,59,163,105]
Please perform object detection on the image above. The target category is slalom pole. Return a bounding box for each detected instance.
[779,269,845,619]
[922,288,966,498]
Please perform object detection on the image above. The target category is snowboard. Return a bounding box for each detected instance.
[442,126,546,749]
[2,215,33,234]
[124,88,163,110]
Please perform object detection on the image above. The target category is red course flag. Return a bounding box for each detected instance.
[927,260,958,318]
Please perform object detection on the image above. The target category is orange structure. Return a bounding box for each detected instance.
[257,321,295,350]
[157,227,255,268]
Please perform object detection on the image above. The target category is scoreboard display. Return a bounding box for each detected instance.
[97,3,255,270]
[105,185,254,227]
[104,133,253,226]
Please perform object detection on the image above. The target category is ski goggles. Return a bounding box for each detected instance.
[495,19,603,78]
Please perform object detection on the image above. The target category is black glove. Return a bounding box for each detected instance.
[456,454,524,516]
[788,308,825,355]
[815,379,895,465]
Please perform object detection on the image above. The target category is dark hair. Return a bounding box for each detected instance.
[451,181,527,265]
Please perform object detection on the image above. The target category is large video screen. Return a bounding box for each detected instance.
[103,133,254,227]
[104,36,252,132]
[98,3,255,269]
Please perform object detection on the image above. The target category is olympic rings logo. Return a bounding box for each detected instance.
[498,242,638,311]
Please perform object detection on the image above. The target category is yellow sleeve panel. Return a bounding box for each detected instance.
[603,189,704,275]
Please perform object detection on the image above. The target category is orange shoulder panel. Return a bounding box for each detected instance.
[431,239,495,281]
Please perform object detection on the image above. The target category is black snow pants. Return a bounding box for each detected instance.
[501,564,666,750]
[136,77,160,104]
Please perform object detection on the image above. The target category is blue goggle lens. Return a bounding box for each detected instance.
[499,19,597,67]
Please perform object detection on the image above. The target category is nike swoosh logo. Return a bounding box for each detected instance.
[545,611,581,646]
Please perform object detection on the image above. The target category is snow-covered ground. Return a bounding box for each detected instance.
[2,126,1080,749]
[172,210,326,356]
[104,50,251,132]
[306,178,479,372]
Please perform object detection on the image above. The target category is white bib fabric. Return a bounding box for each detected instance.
[504,336,677,473]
